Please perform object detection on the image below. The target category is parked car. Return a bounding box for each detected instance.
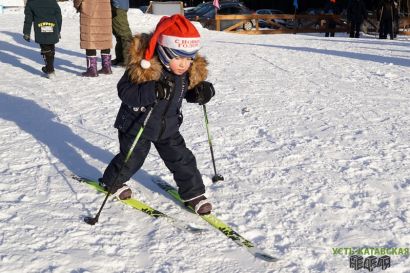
[305,8,325,15]
[184,2,211,16]
[184,7,196,13]
[138,5,148,13]
[185,2,255,31]
[255,9,289,29]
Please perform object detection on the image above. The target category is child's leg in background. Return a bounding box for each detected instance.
[102,132,151,192]
[155,132,205,201]
[40,44,55,73]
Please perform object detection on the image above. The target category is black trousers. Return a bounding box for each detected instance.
[40,44,55,72]
[102,131,205,201]
[85,49,110,56]
[40,44,55,54]
[379,18,393,39]
[349,21,362,38]
[325,20,336,37]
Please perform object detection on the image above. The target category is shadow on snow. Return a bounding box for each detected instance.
[216,40,410,67]
[0,93,179,203]
[0,31,84,74]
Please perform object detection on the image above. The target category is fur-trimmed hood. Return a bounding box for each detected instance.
[126,33,208,90]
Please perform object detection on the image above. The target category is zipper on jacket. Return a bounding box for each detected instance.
[157,77,176,140]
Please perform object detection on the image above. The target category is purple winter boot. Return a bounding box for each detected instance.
[98,53,112,75]
[82,56,98,77]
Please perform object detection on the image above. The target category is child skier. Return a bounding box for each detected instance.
[100,14,216,215]
[23,0,62,78]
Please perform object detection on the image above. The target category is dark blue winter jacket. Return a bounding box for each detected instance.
[114,70,188,141]
[112,33,209,141]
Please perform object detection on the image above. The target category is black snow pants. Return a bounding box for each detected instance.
[102,131,205,201]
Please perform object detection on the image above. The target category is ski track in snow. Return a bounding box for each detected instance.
[1,3,410,273]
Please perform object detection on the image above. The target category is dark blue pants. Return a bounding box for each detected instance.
[102,131,205,200]
[379,17,393,39]
[349,20,362,38]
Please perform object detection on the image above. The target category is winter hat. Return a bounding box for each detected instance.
[141,14,201,69]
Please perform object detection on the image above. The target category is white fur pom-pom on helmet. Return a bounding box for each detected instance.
[140,14,201,69]
[140,59,151,69]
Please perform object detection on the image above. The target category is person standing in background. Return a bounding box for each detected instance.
[23,0,62,78]
[74,0,113,77]
[393,0,399,38]
[347,0,367,38]
[111,0,132,66]
[324,0,337,37]
[378,0,399,39]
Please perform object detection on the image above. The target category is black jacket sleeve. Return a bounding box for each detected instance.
[56,4,62,34]
[23,3,33,36]
[117,71,157,107]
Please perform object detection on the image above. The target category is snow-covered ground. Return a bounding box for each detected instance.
[1,3,410,273]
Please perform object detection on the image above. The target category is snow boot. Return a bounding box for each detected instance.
[41,50,55,78]
[184,195,212,215]
[111,184,132,200]
[98,53,112,75]
[98,178,132,200]
[82,56,98,77]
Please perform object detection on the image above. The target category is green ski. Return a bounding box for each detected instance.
[152,179,279,262]
[72,175,206,233]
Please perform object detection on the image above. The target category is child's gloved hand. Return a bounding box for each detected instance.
[23,34,30,42]
[186,81,215,105]
[155,80,174,100]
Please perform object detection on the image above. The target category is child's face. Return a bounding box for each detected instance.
[169,57,193,75]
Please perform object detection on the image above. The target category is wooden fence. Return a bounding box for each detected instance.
[214,14,349,34]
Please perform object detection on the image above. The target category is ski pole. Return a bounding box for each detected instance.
[202,104,224,183]
[84,104,156,225]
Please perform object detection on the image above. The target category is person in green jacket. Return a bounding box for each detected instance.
[23,0,62,78]
[111,0,132,66]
